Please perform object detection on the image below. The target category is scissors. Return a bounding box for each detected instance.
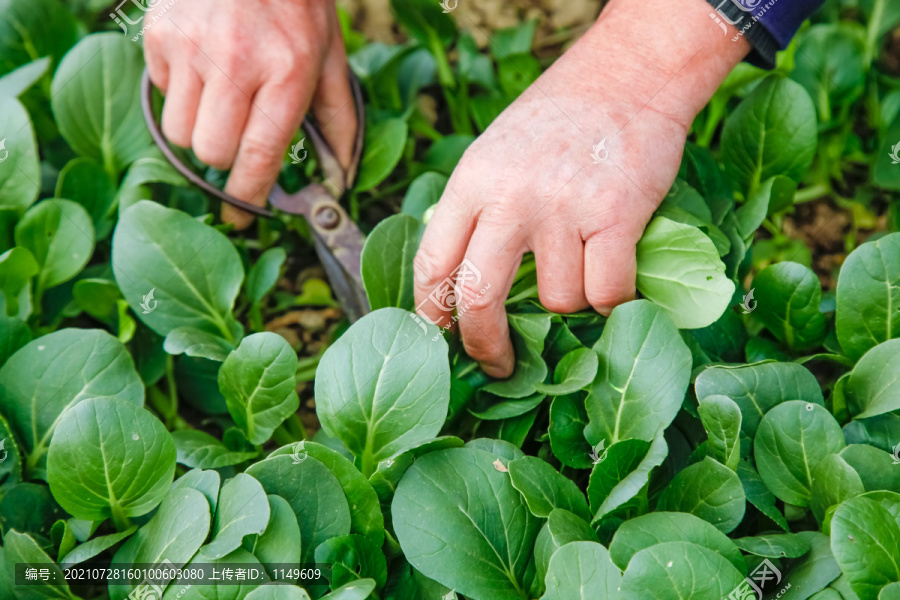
[140,69,371,322]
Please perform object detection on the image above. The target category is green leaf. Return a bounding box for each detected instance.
[469,392,545,420]
[483,313,552,398]
[533,348,598,396]
[791,24,866,120]
[810,453,865,524]
[533,509,599,589]
[840,444,900,493]
[172,430,258,469]
[163,547,264,600]
[422,135,474,175]
[0,95,40,213]
[753,262,827,352]
[657,456,746,533]
[316,534,388,592]
[402,172,447,221]
[831,493,900,600]
[50,33,150,174]
[548,393,592,469]
[585,300,691,445]
[0,328,144,480]
[694,361,823,436]
[245,454,351,564]
[540,541,622,600]
[388,0,457,48]
[15,199,95,296]
[881,583,900,600]
[361,214,422,311]
[845,339,900,419]
[0,56,50,97]
[113,200,243,342]
[392,447,542,600]
[754,400,846,507]
[356,119,408,192]
[620,541,745,599]
[59,526,137,568]
[0,247,38,319]
[0,412,22,488]
[172,468,221,516]
[315,308,450,474]
[836,234,900,361]
[721,75,817,194]
[47,398,175,522]
[245,586,311,600]
[243,495,302,581]
[110,488,211,600]
[737,461,790,532]
[635,217,734,329]
[843,413,900,453]
[246,247,286,305]
[73,278,122,323]
[3,531,74,600]
[0,0,77,74]
[204,473,270,559]
[698,395,742,470]
[325,580,377,600]
[609,511,746,573]
[778,531,841,600]
[55,158,117,238]
[733,533,812,558]
[218,332,299,445]
[268,440,384,546]
[116,154,188,215]
[507,455,590,521]
[587,435,668,523]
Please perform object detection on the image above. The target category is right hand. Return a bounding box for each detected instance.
[143,0,357,228]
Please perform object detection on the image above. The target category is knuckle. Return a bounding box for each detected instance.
[237,137,283,176]
[412,247,447,290]
[539,291,581,314]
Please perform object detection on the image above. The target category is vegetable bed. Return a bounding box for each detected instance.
[2,0,900,599]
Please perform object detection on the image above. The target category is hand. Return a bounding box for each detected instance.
[413,0,751,378]
[143,0,357,229]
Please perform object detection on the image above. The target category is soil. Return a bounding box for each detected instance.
[338,0,604,51]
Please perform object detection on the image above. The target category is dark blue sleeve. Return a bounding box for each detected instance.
[705,0,826,67]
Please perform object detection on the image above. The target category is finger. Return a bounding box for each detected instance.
[533,230,589,314]
[223,81,306,229]
[160,68,202,148]
[192,74,253,169]
[143,32,171,92]
[583,224,641,315]
[413,190,476,330]
[311,29,357,169]
[457,226,522,378]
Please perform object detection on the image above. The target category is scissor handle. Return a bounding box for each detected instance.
[139,68,367,217]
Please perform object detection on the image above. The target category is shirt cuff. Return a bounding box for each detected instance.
[704,0,780,68]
